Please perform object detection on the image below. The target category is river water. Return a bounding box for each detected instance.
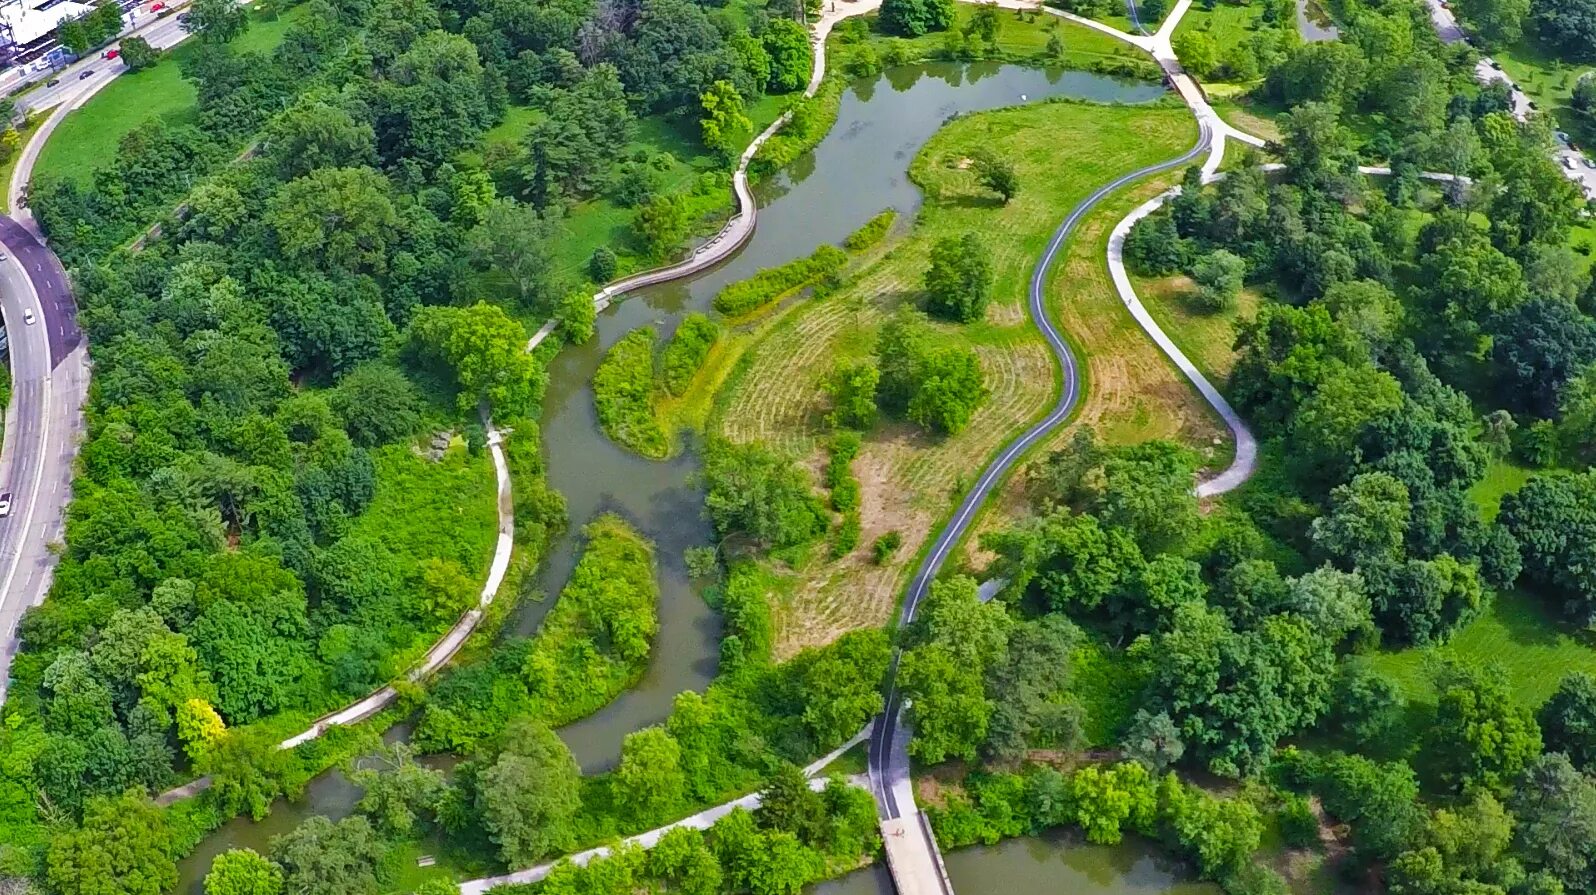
[814,833,1218,895]
[174,61,1165,893]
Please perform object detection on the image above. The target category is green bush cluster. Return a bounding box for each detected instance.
[843,210,898,251]
[503,774,880,895]
[712,245,847,317]
[414,516,658,753]
[825,433,862,513]
[593,328,670,459]
[661,314,721,396]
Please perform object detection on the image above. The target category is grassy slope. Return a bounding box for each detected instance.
[713,99,1202,657]
[1367,590,1596,711]
[0,116,44,213]
[33,5,309,187]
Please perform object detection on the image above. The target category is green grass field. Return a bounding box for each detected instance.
[714,99,1202,655]
[1173,1,1267,48]
[0,116,45,212]
[32,4,309,187]
[1479,38,1595,144]
[1367,590,1596,711]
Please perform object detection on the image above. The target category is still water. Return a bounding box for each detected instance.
[174,61,1165,892]
[812,833,1218,895]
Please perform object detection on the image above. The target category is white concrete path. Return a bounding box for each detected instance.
[458,724,874,894]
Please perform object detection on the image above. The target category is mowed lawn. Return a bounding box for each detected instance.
[31,3,309,187]
[1367,590,1596,711]
[713,99,1199,656]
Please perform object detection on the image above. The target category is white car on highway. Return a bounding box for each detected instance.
[22,308,35,325]
[0,494,11,517]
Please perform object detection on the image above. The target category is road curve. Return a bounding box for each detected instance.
[867,118,1215,821]
[0,214,85,704]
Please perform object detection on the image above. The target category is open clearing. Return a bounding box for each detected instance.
[32,4,309,187]
[712,98,1204,657]
[1367,590,1596,711]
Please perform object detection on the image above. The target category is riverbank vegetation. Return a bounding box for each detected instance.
[594,328,672,459]
[415,515,658,754]
[714,98,1201,658]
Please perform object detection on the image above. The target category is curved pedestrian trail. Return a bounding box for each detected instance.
[867,117,1217,820]
[155,417,517,805]
[528,0,884,351]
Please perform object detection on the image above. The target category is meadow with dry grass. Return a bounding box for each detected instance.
[709,98,1231,657]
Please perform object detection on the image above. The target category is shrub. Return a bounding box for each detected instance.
[844,210,897,250]
[593,328,670,458]
[661,314,721,396]
[589,246,619,282]
[876,312,988,435]
[713,244,848,317]
[872,531,902,564]
[924,232,993,323]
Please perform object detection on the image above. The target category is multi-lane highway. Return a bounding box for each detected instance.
[0,214,84,704]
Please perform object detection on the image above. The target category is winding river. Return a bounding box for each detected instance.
[175,60,1166,893]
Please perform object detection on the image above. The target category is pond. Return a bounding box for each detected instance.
[174,60,1166,893]
[811,833,1218,895]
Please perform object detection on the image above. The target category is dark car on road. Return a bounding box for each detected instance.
[77,69,94,79]
[45,78,59,87]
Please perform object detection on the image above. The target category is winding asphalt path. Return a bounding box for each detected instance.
[867,116,1215,821]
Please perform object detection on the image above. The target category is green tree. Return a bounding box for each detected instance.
[47,791,177,895]
[408,302,541,418]
[634,194,690,261]
[1540,672,1596,772]
[558,291,598,344]
[1426,662,1542,792]
[826,360,880,430]
[1457,0,1529,45]
[1310,472,1410,567]
[351,744,446,837]
[1511,753,1596,893]
[700,80,751,162]
[120,36,159,72]
[1189,249,1245,312]
[701,438,827,549]
[182,0,250,43]
[477,719,583,865]
[468,199,562,311]
[1171,31,1219,76]
[616,727,686,819]
[204,849,283,895]
[763,19,812,92]
[1499,471,1596,623]
[329,364,421,447]
[880,0,956,35]
[269,816,382,895]
[972,149,1019,204]
[924,232,993,323]
[265,101,378,181]
[267,167,398,276]
[1123,209,1186,276]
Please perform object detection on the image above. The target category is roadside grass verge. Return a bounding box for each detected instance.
[711,98,1205,657]
[0,115,44,212]
[31,4,309,187]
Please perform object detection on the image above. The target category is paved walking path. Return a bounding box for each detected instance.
[457,725,874,894]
